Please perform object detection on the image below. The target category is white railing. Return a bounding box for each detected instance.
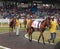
[0,18,44,27]
[0,19,44,23]
[0,18,57,27]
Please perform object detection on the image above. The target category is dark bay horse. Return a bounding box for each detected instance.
[57,16,60,27]
[27,17,51,44]
[24,17,27,28]
[9,17,16,35]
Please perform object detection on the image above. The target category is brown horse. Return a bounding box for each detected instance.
[9,17,16,35]
[24,17,27,28]
[27,17,51,44]
[57,16,60,27]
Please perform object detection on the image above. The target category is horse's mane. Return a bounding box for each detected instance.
[41,18,48,23]
[41,20,45,23]
[41,17,51,24]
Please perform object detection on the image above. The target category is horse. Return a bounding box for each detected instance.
[27,17,51,44]
[24,17,27,28]
[9,17,16,36]
[57,16,60,27]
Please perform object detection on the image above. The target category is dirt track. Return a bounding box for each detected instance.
[0,30,54,49]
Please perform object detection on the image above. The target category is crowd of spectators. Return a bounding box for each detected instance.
[0,4,60,19]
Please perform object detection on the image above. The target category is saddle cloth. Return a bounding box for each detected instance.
[31,21,41,28]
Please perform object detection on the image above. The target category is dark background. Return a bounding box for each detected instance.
[1,0,60,4]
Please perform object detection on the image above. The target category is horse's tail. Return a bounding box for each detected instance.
[26,27,34,33]
[31,27,34,32]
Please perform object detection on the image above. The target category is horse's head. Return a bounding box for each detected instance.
[45,17,51,27]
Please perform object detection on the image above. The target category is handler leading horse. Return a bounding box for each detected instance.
[27,17,51,44]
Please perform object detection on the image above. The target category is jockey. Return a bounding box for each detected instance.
[48,16,58,43]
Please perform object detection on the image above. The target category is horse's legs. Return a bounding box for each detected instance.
[38,32,45,44]
[28,28,31,41]
[30,27,34,41]
[28,32,32,41]
[38,32,42,43]
[24,24,26,28]
[9,27,13,36]
[9,27,10,36]
[41,33,45,44]
[28,28,33,42]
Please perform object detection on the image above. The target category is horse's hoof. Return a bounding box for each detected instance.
[29,40,32,42]
[38,42,39,44]
[38,41,39,43]
[43,42,45,45]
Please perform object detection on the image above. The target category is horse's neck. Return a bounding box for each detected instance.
[30,20,34,25]
[27,20,34,27]
[42,20,47,27]
[41,20,44,23]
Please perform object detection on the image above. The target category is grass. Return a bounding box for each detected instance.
[0,27,9,33]
[0,48,3,49]
[27,30,60,44]
[0,23,26,33]
[0,48,4,49]
[0,27,26,34]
